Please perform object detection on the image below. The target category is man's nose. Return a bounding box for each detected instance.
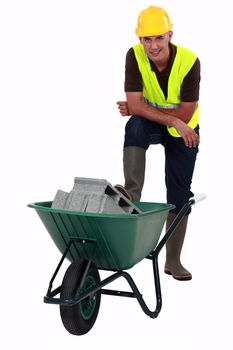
[151,40,159,50]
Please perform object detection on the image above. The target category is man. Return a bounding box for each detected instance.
[116,5,201,281]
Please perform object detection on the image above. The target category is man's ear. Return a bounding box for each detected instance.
[168,31,173,41]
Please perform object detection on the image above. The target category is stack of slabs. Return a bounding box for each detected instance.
[52,177,142,215]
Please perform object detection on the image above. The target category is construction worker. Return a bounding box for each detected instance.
[116,5,200,281]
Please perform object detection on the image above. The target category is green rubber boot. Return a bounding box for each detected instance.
[123,146,146,201]
[165,212,192,281]
[115,146,146,201]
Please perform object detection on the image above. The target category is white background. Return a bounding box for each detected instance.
[1,0,232,349]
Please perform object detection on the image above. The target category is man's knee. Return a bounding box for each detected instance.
[124,116,151,149]
[126,116,147,139]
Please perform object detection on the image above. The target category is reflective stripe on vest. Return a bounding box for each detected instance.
[133,43,199,137]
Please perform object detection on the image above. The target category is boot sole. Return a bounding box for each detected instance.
[165,269,192,281]
[114,184,132,201]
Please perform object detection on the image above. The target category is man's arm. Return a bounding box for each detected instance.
[160,101,197,124]
[117,91,199,148]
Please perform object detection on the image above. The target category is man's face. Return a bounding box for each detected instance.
[140,31,173,64]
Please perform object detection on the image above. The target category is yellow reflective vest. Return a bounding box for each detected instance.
[133,43,199,137]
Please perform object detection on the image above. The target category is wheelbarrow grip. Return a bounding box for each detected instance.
[190,193,206,204]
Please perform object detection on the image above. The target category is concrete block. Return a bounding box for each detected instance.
[86,193,126,214]
[72,177,142,214]
[51,190,69,209]
[67,191,89,211]
[72,177,108,193]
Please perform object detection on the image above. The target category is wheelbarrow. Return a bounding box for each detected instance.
[28,194,205,335]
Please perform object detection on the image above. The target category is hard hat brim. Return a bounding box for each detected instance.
[135,24,173,37]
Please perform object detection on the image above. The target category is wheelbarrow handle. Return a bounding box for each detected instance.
[190,193,206,204]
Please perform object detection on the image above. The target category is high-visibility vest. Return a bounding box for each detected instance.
[133,43,199,137]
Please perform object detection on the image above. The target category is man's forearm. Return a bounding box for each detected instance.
[128,100,177,127]
[159,102,197,124]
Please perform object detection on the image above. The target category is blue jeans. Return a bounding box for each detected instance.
[124,116,199,214]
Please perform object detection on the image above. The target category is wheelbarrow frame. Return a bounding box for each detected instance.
[43,197,197,319]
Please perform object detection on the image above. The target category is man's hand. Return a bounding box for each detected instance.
[171,118,199,148]
[116,101,130,116]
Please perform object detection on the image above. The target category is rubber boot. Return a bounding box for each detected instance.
[115,146,146,201]
[165,212,192,281]
[123,146,146,201]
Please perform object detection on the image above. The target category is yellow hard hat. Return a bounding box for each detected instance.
[135,5,173,37]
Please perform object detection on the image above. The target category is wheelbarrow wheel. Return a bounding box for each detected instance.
[60,259,101,335]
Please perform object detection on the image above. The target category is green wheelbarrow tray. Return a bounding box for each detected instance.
[28,197,202,335]
[29,201,174,270]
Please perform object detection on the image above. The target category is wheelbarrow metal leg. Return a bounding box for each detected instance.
[152,254,162,317]
[44,237,97,302]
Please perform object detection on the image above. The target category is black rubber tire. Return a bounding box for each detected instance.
[60,259,101,335]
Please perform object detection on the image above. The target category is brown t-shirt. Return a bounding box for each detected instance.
[124,43,200,102]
